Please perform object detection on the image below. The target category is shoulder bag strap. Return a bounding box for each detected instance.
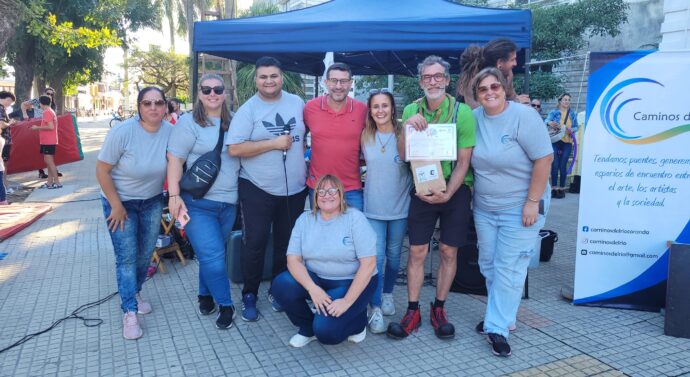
[214,124,225,153]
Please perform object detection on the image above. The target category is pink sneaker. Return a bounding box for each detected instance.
[122,312,142,340]
[136,294,152,314]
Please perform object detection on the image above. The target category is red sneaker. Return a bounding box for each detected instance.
[430,304,455,339]
[386,308,421,339]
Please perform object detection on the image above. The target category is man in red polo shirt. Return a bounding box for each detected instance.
[304,63,367,210]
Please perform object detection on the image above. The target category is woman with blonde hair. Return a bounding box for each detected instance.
[166,73,240,330]
[271,174,378,347]
[360,89,412,334]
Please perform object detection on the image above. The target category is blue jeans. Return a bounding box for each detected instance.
[0,171,5,202]
[551,141,572,187]
[367,218,407,307]
[272,270,376,345]
[182,192,236,306]
[473,202,548,339]
[102,194,163,313]
[308,188,363,212]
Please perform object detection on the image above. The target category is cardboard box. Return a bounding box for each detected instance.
[410,160,446,195]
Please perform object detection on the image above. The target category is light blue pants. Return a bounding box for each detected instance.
[367,218,407,307]
[474,203,547,339]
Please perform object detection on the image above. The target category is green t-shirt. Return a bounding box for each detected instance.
[402,95,476,186]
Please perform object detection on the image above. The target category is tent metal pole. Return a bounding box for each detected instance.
[192,52,199,104]
[314,76,319,97]
[523,48,531,95]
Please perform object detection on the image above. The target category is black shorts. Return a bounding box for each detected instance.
[407,184,471,248]
[40,144,56,155]
[2,144,10,162]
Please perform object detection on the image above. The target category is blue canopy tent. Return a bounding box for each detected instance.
[192,0,531,91]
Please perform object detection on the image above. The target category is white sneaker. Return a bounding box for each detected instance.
[348,327,367,343]
[381,293,396,316]
[368,307,385,334]
[136,293,152,314]
[289,333,316,348]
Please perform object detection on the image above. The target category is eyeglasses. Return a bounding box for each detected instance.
[317,188,339,197]
[139,99,166,108]
[369,88,390,96]
[531,103,541,109]
[45,92,55,96]
[477,82,503,95]
[200,86,225,95]
[420,73,447,83]
[326,78,352,86]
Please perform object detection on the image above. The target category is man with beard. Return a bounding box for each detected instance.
[303,63,367,210]
[387,55,476,341]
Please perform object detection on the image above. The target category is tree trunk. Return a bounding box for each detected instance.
[123,45,131,112]
[11,40,36,105]
[49,72,67,115]
[166,0,176,52]
[185,0,195,101]
[0,0,21,57]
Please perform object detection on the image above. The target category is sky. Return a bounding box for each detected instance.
[104,0,254,78]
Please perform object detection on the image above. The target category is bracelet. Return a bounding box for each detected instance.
[527,196,540,203]
[169,195,179,198]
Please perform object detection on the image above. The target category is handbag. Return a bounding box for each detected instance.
[179,124,224,199]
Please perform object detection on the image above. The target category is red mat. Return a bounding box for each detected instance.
[6,114,84,174]
[0,204,52,240]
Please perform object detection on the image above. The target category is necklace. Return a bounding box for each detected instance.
[376,132,395,153]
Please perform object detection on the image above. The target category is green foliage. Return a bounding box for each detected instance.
[357,75,460,106]
[513,71,564,101]
[235,64,305,105]
[238,2,281,18]
[531,0,629,60]
[129,46,190,97]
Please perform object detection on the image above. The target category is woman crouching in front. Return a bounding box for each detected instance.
[272,174,378,347]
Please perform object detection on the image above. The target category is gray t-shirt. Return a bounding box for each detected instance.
[226,91,307,196]
[98,118,172,201]
[287,209,377,280]
[167,113,240,204]
[362,131,412,220]
[471,102,553,211]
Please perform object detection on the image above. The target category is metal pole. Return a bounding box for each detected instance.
[523,48,531,95]
[192,52,199,104]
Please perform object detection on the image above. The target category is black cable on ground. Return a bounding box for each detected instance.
[25,198,101,204]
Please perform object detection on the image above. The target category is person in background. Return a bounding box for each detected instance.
[167,74,240,330]
[271,174,377,347]
[303,62,367,210]
[0,91,17,194]
[19,87,63,179]
[168,98,183,118]
[0,123,7,204]
[456,38,528,108]
[470,67,552,357]
[360,88,411,334]
[546,93,578,199]
[96,87,172,340]
[164,100,178,125]
[517,93,531,105]
[31,95,61,189]
[530,99,544,119]
[227,56,308,321]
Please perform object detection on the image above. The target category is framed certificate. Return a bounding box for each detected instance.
[405,123,457,161]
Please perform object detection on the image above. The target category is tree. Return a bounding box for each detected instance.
[130,46,190,99]
[235,63,305,105]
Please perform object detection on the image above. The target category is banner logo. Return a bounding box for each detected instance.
[600,78,690,144]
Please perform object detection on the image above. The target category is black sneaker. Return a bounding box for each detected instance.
[487,333,512,357]
[198,295,217,315]
[476,321,516,335]
[216,305,236,330]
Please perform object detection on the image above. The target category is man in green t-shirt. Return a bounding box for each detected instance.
[388,55,476,341]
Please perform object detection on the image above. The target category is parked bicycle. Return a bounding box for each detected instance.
[109,110,136,128]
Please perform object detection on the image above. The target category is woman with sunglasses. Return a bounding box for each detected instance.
[546,93,579,198]
[360,89,411,334]
[271,174,377,347]
[166,73,240,330]
[96,87,172,340]
[470,68,553,357]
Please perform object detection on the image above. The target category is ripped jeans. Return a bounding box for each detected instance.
[473,204,546,339]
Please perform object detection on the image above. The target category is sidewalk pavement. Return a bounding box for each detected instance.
[0,119,688,377]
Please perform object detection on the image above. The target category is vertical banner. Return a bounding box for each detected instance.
[574,51,690,311]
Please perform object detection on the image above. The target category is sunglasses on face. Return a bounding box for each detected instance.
[317,188,339,197]
[140,99,166,108]
[200,86,225,95]
[531,103,541,109]
[477,82,503,95]
[46,92,54,96]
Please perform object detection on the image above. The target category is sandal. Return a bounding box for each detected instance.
[39,183,51,189]
[47,184,63,189]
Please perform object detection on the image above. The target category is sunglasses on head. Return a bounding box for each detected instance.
[200,86,225,95]
[140,99,166,108]
[369,88,390,96]
[477,82,503,95]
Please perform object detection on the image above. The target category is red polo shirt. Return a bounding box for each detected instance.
[304,95,367,191]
